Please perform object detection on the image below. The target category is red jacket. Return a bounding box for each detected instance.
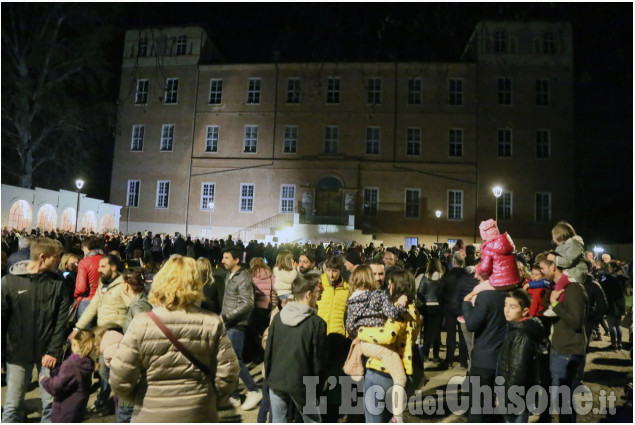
[475,232,520,287]
[74,254,102,301]
[527,288,547,317]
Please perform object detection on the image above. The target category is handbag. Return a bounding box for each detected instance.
[342,339,364,381]
[146,310,217,393]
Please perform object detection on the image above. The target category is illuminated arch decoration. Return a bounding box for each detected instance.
[36,204,58,232]
[100,214,114,232]
[81,210,97,232]
[60,208,76,231]
[8,200,33,230]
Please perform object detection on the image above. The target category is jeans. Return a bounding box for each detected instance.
[257,381,271,423]
[2,363,53,423]
[226,327,258,393]
[116,406,134,423]
[363,369,394,423]
[95,354,111,407]
[269,389,321,423]
[549,349,586,423]
[78,299,91,319]
[607,315,623,346]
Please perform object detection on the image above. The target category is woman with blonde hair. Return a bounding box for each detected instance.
[272,250,297,299]
[197,257,224,315]
[109,256,239,422]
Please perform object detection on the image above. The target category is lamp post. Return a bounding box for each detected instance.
[435,210,442,243]
[74,179,84,232]
[208,202,214,240]
[492,186,503,221]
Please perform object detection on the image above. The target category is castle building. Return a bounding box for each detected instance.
[110,21,574,248]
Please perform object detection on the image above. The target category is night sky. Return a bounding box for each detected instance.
[3,3,632,243]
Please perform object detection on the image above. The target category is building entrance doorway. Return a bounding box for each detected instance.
[314,176,343,217]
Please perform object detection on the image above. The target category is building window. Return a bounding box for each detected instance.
[164,78,178,104]
[408,78,422,105]
[135,79,148,104]
[287,78,300,103]
[138,37,148,57]
[326,77,340,104]
[130,125,144,151]
[543,32,555,54]
[535,192,551,222]
[405,189,420,218]
[243,125,258,153]
[364,188,378,216]
[494,30,507,53]
[283,126,298,153]
[160,124,174,151]
[205,126,219,152]
[497,128,512,157]
[536,79,550,106]
[449,128,463,157]
[536,130,551,158]
[367,78,381,104]
[280,185,295,213]
[366,127,380,155]
[406,127,421,156]
[405,237,418,250]
[498,191,513,220]
[498,78,512,105]
[201,183,215,209]
[209,79,223,104]
[175,35,187,55]
[448,190,463,220]
[127,180,140,207]
[156,181,170,209]
[240,184,255,212]
[247,78,261,104]
[325,126,339,154]
[449,79,463,105]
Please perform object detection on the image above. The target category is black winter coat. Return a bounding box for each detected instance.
[583,274,608,323]
[497,317,547,389]
[602,273,626,317]
[462,290,507,370]
[440,267,468,317]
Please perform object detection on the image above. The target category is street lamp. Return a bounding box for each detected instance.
[208,201,214,240]
[435,210,442,243]
[492,186,503,221]
[74,179,84,232]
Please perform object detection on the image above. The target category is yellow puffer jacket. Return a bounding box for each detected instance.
[316,273,351,337]
[358,302,421,375]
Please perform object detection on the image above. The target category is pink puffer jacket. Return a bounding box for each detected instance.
[475,232,521,287]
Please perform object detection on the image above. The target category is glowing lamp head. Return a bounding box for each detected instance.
[208,202,214,211]
[492,186,503,198]
[75,179,85,190]
[435,210,442,218]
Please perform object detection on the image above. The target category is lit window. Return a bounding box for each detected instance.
[127,180,140,207]
[364,188,378,216]
[449,79,463,105]
[367,78,381,104]
[156,181,170,209]
[283,126,298,153]
[366,127,380,155]
[498,191,513,220]
[209,79,223,104]
[243,125,258,153]
[287,78,300,103]
[325,126,338,154]
[326,77,340,104]
[280,185,295,213]
[535,193,551,222]
[240,184,255,212]
[449,128,463,157]
[175,35,187,55]
[205,126,219,152]
[131,125,144,151]
[406,127,421,156]
[405,189,420,218]
[498,78,512,105]
[536,79,550,106]
[135,79,148,104]
[497,128,512,157]
[201,183,215,209]
[448,190,463,220]
[247,78,261,104]
[160,124,174,151]
[408,78,422,105]
[164,78,178,104]
[536,130,551,158]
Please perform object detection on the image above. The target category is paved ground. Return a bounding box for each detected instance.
[3,329,632,423]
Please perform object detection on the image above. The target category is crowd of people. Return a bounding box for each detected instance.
[0,221,631,423]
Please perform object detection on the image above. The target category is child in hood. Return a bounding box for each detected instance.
[40,330,96,423]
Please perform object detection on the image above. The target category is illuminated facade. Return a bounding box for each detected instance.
[110,21,574,248]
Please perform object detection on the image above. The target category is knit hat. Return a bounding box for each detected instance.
[479,219,500,242]
[345,248,362,266]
